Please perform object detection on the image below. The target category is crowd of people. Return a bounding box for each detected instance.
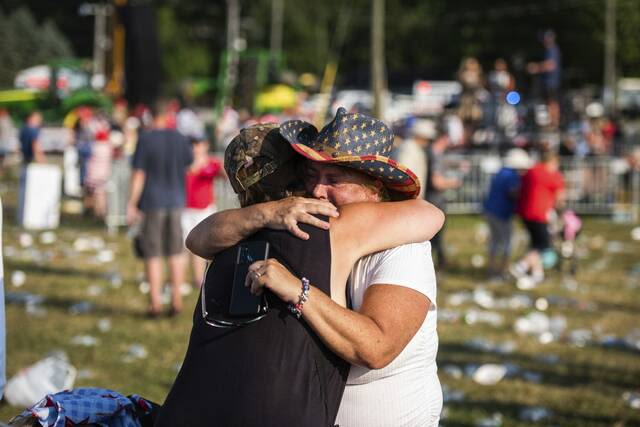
[2,26,640,426]
[6,99,226,316]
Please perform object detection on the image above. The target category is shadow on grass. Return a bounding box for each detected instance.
[26,294,144,318]
[438,342,640,391]
[442,399,634,427]
[4,260,115,281]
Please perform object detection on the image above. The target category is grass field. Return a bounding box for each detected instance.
[1,181,639,426]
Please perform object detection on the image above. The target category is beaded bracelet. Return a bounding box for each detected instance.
[288,277,310,318]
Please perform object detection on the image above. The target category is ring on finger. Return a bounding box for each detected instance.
[254,271,262,278]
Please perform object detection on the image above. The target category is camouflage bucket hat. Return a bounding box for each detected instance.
[224,123,296,194]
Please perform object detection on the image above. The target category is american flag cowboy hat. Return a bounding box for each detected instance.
[280,107,420,199]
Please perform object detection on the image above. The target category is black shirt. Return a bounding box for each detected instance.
[19,125,39,164]
[156,221,349,427]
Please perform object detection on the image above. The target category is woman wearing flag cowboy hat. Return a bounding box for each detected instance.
[184,108,444,426]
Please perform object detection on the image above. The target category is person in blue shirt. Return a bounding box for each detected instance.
[127,101,193,317]
[528,29,562,128]
[483,149,532,281]
[17,111,46,224]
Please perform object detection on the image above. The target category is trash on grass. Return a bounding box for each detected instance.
[77,369,95,380]
[474,223,490,244]
[625,330,640,351]
[447,292,471,306]
[97,318,112,333]
[514,312,550,336]
[465,309,504,327]
[71,335,100,347]
[438,308,461,323]
[442,385,465,403]
[535,297,549,311]
[606,241,625,253]
[6,292,45,306]
[18,233,33,248]
[39,231,57,245]
[522,371,543,383]
[562,277,579,292]
[442,365,463,379]
[122,344,148,363]
[106,271,123,288]
[472,364,508,385]
[181,282,193,296]
[519,406,552,422]
[87,284,104,297]
[69,301,94,315]
[472,288,494,309]
[623,391,640,409]
[568,329,592,347]
[471,254,486,268]
[4,352,76,407]
[536,353,560,364]
[25,302,48,318]
[11,270,26,287]
[476,412,503,427]
[139,282,150,294]
[73,237,92,252]
[96,249,115,264]
[516,275,538,290]
[4,245,17,258]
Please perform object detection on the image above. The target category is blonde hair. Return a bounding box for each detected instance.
[339,166,390,202]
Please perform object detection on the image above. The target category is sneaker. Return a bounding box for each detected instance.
[509,262,527,279]
[487,274,506,284]
[531,272,545,285]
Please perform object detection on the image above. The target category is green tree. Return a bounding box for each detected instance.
[156,5,215,88]
[618,0,640,77]
[0,7,74,87]
[36,19,73,64]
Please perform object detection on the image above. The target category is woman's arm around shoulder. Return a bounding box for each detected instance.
[185,197,339,259]
[331,199,444,261]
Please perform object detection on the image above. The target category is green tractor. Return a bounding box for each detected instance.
[0,59,111,122]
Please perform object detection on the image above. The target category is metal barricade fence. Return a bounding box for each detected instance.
[104,153,240,233]
[443,154,639,221]
[104,153,640,231]
[105,158,131,234]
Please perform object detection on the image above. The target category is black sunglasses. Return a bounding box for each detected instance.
[200,262,268,328]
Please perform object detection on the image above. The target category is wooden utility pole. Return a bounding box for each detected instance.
[225,0,241,108]
[270,0,284,58]
[371,0,386,119]
[603,0,617,114]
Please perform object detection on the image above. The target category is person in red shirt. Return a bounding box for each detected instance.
[510,150,565,284]
[183,137,225,288]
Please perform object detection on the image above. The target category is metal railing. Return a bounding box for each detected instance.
[105,153,640,231]
[444,154,639,221]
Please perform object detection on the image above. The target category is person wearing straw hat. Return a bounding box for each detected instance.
[483,148,533,281]
[188,108,444,426]
[263,108,443,426]
[159,120,444,427]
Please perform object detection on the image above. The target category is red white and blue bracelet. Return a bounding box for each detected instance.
[288,277,310,318]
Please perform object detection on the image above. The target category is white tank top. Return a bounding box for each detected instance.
[336,242,442,427]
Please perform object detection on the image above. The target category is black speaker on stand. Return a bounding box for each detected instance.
[119,1,161,108]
